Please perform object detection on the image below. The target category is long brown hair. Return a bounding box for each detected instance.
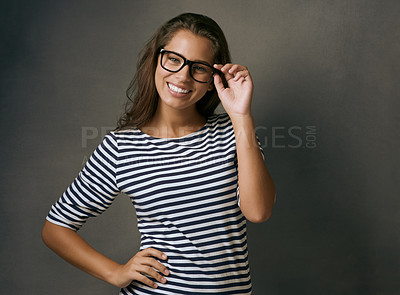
[117,13,231,130]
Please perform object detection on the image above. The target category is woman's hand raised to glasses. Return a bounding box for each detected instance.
[213,63,254,120]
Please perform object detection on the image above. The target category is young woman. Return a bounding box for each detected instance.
[42,13,275,295]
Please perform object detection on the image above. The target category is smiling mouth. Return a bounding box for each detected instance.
[167,83,191,94]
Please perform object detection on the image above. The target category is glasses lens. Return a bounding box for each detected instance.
[191,63,213,83]
[161,52,184,72]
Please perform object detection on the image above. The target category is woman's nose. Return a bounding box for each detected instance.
[175,64,192,81]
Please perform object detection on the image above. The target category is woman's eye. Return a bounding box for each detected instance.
[169,57,181,63]
[193,65,208,73]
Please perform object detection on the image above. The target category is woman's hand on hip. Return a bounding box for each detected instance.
[111,247,169,289]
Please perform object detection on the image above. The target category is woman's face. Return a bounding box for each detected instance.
[155,29,215,114]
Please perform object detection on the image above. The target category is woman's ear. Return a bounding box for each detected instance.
[208,82,214,91]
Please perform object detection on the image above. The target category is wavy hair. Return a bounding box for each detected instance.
[117,13,231,130]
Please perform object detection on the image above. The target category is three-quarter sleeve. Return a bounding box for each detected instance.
[46,133,120,231]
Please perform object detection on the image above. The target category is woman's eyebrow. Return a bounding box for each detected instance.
[192,58,212,65]
[166,49,213,66]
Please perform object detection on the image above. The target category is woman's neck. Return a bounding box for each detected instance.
[141,105,206,138]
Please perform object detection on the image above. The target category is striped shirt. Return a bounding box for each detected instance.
[47,113,263,294]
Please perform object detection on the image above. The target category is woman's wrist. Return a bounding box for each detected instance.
[229,113,254,128]
[103,261,124,287]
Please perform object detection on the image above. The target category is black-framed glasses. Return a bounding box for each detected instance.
[159,49,217,83]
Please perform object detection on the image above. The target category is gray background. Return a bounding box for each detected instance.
[1,0,399,294]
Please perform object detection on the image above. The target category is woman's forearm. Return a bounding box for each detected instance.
[231,115,275,223]
[41,220,121,286]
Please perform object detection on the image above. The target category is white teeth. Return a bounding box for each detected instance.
[168,83,190,94]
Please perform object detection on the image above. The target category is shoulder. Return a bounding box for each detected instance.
[206,113,235,139]
[207,112,232,128]
[109,128,142,141]
[101,129,143,149]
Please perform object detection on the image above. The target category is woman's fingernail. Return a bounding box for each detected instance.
[162,254,167,259]
[164,269,170,275]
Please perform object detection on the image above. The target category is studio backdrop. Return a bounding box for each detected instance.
[1,0,399,294]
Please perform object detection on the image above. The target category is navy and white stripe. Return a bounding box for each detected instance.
[47,113,262,294]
